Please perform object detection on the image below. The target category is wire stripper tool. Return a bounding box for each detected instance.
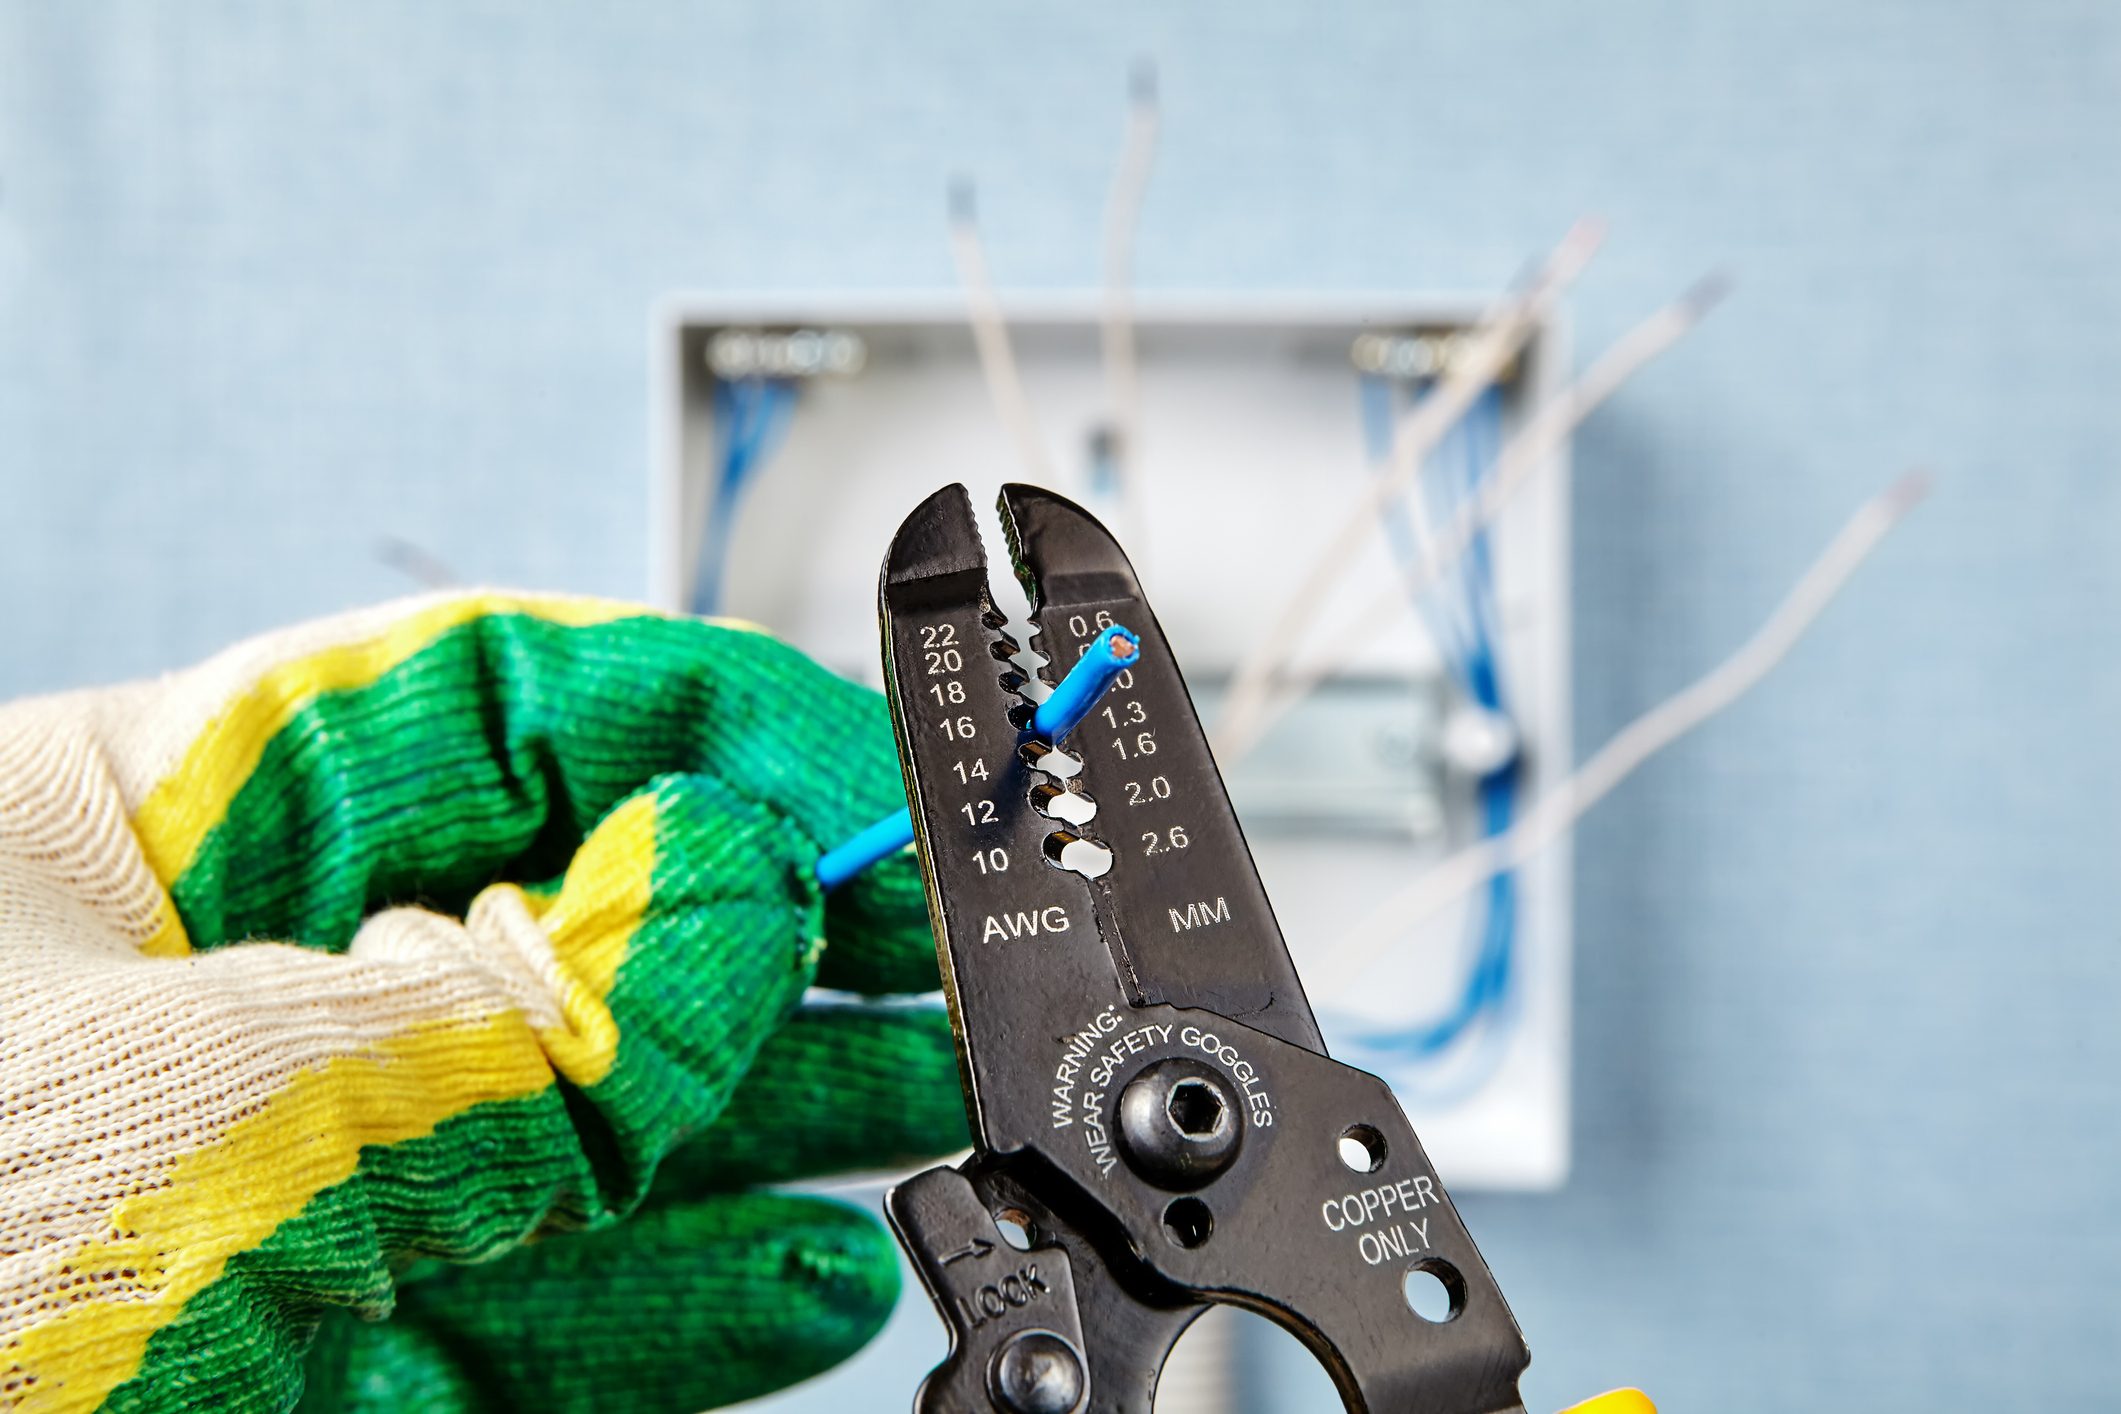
[874,483,1647,1414]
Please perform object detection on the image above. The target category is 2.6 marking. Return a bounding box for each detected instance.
[1142,826,1190,855]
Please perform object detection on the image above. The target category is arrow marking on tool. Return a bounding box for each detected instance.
[940,1238,995,1266]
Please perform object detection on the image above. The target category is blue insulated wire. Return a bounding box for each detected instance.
[817,624,1141,891]
[1454,384,1508,713]
[814,808,916,893]
[1032,624,1139,741]
[1351,374,1523,1066]
[692,376,797,617]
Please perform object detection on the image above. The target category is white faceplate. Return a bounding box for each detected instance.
[652,291,1571,1190]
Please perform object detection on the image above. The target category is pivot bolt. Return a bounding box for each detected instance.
[1116,1057,1242,1190]
[989,1329,1086,1414]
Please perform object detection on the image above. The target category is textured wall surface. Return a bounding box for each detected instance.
[3,5,2116,1411]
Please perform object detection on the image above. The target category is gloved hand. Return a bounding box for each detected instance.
[0,593,969,1413]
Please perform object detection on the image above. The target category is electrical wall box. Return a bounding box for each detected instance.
[650,293,1572,1190]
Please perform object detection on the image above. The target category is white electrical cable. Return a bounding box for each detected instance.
[1214,217,1608,751]
[1216,273,1733,764]
[374,536,459,589]
[948,180,1056,486]
[1101,60,1159,555]
[1310,469,1931,1000]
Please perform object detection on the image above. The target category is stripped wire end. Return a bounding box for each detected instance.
[947,176,977,228]
[1680,269,1737,321]
[1885,467,1935,513]
[1500,215,1608,302]
[1032,624,1139,744]
[1129,56,1158,108]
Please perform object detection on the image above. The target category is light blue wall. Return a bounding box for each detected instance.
[4,4,2116,1410]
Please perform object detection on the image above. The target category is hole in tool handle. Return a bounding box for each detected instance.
[1402,1260,1465,1323]
[1161,1197,1214,1249]
[1338,1124,1389,1173]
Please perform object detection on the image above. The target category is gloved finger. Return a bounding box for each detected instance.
[100,593,926,970]
[817,845,939,996]
[647,1005,968,1199]
[301,1194,900,1414]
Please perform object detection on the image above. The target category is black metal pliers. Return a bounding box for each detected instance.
[873,483,1534,1414]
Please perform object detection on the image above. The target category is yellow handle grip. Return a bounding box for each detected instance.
[1559,1392,1657,1414]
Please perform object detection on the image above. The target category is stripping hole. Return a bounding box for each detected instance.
[1023,744,1083,780]
[1002,670,1053,713]
[1046,834,1114,880]
[1033,783,1097,827]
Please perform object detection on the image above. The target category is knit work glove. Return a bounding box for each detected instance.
[0,594,969,1413]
